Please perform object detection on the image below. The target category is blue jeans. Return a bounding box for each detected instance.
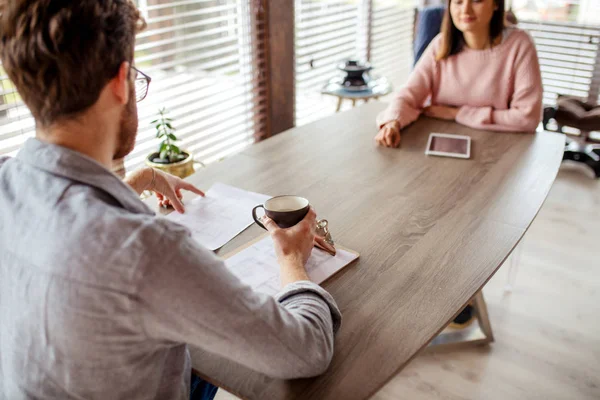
[190,374,218,400]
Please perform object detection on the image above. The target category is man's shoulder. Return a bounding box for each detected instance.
[96,213,221,294]
[81,209,212,276]
[0,155,11,168]
[0,166,187,293]
[31,204,199,294]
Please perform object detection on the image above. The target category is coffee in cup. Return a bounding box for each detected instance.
[252,195,310,229]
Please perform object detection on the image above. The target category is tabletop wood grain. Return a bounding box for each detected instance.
[148,102,565,400]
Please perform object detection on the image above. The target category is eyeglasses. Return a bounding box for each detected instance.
[132,66,151,102]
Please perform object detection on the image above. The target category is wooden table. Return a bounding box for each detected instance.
[160,103,565,400]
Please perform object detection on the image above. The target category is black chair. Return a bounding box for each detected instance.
[542,96,600,178]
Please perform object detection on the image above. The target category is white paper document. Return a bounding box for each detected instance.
[225,235,359,296]
[165,183,271,251]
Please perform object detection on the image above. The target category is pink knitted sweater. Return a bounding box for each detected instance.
[376,28,543,133]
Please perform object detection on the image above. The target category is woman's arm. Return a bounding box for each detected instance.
[455,38,543,133]
[376,36,440,129]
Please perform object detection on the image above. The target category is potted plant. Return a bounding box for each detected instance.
[145,107,198,178]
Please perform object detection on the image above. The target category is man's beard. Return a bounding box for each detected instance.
[113,86,139,160]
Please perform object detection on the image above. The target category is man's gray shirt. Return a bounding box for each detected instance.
[0,139,341,400]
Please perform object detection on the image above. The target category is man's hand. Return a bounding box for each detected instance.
[423,105,459,121]
[375,120,401,148]
[149,169,204,213]
[124,167,204,213]
[262,208,317,286]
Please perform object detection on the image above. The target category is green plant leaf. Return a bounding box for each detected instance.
[154,108,176,157]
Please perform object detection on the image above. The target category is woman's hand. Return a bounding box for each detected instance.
[147,168,204,213]
[375,120,401,148]
[423,105,459,121]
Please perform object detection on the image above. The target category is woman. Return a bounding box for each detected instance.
[375,0,542,148]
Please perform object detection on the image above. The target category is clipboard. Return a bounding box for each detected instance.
[223,234,360,296]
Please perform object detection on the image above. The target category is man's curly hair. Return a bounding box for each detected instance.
[0,0,146,126]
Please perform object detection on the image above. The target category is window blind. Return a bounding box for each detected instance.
[520,20,600,106]
[0,66,31,157]
[294,0,415,127]
[370,0,414,92]
[128,0,267,171]
[0,0,268,173]
[295,0,364,127]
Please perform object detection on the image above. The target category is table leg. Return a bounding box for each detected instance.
[425,289,494,351]
[365,98,370,103]
[473,291,494,342]
[335,97,343,112]
[504,240,525,292]
[351,99,357,107]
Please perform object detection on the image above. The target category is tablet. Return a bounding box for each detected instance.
[425,133,471,159]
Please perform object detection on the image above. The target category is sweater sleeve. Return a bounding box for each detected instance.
[456,35,543,133]
[138,220,342,380]
[376,36,440,129]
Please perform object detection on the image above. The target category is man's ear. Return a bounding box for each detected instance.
[111,61,131,105]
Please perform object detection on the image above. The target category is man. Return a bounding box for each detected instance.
[0,1,341,399]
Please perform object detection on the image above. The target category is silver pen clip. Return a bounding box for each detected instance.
[316,219,335,246]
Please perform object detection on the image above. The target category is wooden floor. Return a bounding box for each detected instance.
[216,163,600,400]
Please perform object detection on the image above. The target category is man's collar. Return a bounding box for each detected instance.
[17,138,153,215]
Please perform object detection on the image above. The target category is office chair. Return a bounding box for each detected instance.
[543,96,600,178]
[413,6,445,65]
